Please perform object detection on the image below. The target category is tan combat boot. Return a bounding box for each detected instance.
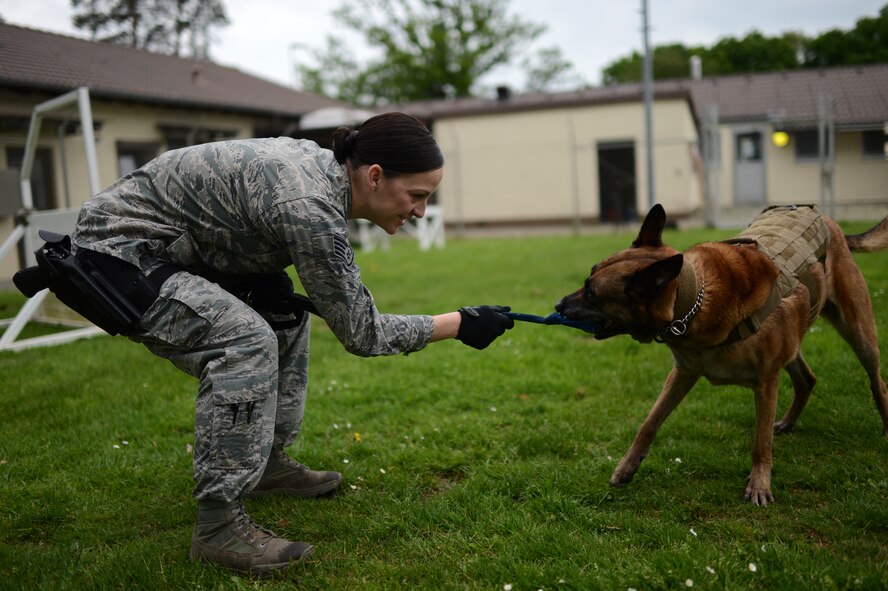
[190,499,313,575]
[246,448,342,498]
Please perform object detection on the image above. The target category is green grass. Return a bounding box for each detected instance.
[1,221,887,590]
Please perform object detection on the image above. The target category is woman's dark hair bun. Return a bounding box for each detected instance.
[331,127,359,164]
[330,112,443,175]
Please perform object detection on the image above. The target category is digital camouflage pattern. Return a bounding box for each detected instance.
[73,138,435,500]
[72,138,434,356]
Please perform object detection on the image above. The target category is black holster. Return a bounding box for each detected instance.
[12,230,161,335]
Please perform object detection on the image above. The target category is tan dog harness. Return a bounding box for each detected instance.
[721,204,830,344]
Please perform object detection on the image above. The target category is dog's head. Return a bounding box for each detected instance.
[556,204,684,343]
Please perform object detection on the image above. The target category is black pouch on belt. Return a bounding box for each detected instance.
[213,270,319,330]
[12,230,160,335]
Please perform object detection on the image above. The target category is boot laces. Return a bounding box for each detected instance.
[274,450,308,473]
[231,501,276,545]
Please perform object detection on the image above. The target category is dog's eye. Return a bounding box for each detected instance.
[584,279,595,300]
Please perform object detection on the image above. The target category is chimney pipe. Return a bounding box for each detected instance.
[690,56,702,80]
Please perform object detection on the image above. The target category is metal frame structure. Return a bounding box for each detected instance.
[354,205,446,252]
[0,87,104,352]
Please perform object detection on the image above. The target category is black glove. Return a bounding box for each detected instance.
[456,305,514,350]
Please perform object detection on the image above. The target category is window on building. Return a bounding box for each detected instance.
[117,143,160,176]
[735,132,762,162]
[158,126,238,151]
[862,129,887,159]
[5,147,56,210]
[793,129,819,161]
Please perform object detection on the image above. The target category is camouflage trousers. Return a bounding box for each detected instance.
[128,271,310,502]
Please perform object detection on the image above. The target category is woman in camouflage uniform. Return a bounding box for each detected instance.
[71,112,514,574]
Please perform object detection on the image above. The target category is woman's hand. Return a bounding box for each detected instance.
[454,305,514,350]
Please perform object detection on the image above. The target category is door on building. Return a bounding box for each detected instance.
[733,129,766,205]
[597,141,637,223]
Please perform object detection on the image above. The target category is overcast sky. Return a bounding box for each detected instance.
[0,0,883,92]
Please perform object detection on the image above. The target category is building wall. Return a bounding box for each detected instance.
[432,98,703,227]
[63,101,254,201]
[768,129,888,205]
[0,92,254,282]
[713,124,888,210]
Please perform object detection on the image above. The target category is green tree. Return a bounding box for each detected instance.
[706,31,800,74]
[601,3,888,85]
[603,44,708,85]
[522,46,580,92]
[299,0,578,106]
[804,7,888,66]
[70,0,228,59]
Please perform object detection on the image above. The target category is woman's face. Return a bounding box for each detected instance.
[364,166,443,235]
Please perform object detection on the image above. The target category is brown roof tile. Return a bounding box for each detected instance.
[394,64,888,131]
[0,22,343,116]
[685,65,888,128]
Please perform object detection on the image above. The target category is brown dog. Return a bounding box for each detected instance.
[556,204,888,505]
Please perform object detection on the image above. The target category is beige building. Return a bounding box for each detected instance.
[398,65,888,230]
[401,87,701,228]
[0,22,344,285]
[690,66,888,223]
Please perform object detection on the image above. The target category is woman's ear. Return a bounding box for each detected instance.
[367,164,383,191]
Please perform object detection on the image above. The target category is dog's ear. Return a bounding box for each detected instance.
[632,204,666,248]
[627,253,684,299]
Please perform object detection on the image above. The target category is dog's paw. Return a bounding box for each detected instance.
[773,420,795,434]
[609,467,637,487]
[743,486,775,506]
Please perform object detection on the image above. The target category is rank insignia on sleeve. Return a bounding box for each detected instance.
[333,233,355,266]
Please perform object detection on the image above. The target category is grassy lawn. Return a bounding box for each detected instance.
[1,221,887,590]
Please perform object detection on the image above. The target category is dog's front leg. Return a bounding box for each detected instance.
[611,368,699,486]
[774,352,816,433]
[745,376,779,506]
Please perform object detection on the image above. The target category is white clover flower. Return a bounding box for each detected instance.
[685,579,694,587]
[706,566,715,575]
[748,563,758,572]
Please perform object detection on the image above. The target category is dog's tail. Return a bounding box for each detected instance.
[845,216,888,253]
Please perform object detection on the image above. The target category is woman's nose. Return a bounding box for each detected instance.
[412,201,426,219]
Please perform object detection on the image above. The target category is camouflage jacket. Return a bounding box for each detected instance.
[72,138,434,356]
